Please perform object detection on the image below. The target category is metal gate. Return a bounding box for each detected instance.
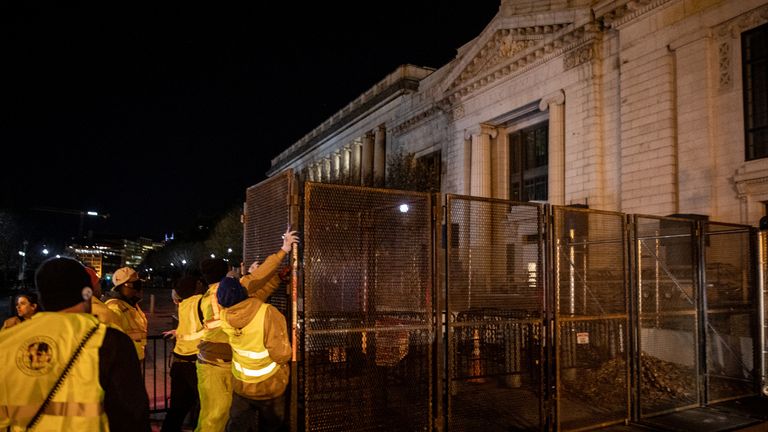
[243,169,296,315]
[303,183,434,431]
[552,207,629,431]
[445,195,546,431]
[632,215,700,417]
[702,222,758,403]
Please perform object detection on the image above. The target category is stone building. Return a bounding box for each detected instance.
[268,0,768,226]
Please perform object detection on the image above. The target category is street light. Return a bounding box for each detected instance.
[210,254,215,259]
[42,248,49,256]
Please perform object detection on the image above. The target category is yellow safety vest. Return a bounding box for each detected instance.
[200,283,228,344]
[91,297,122,330]
[0,312,109,431]
[220,303,279,384]
[174,294,204,356]
[105,298,147,360]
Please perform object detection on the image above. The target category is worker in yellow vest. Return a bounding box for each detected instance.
[84,266,122,328]
[217,275,292,432]
[0,257,149,432]
[195,227,298,432]
[161,275,206,432]
[105,266,148,360]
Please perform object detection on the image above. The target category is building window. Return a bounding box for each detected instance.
[417,150,441,192]
[509,122,548,201]
[743,22,768,161]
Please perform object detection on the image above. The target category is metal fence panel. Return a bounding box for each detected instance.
[244,169,294,314]
[446,195,545,431]
[633,216,699,416]
[553,207,629,431]
[704,223,758,402]
[303,183,433,431]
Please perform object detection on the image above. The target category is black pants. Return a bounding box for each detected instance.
[160,358,200,432]
[226,392,286,432]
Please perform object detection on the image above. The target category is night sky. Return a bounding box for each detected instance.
[1,1,499,243]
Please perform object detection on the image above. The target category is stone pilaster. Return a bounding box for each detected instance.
[540,89,566,205]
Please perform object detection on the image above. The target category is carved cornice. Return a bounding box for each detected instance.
[391,106,442,136]
[601,0,672,29]
[447,23,600,103]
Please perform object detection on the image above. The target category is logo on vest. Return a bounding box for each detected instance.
[17,336,56,376]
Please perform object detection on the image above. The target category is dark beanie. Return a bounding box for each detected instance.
[216,277,247,308]
[200,258,228,284]
[174,275,202,300]
[35,257,91,311]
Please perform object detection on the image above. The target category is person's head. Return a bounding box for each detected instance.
[200,258,228,285]
[216,277,247,308]
[34,257,93,313]
[172,275,205,304]
[15,292,39,319]
[84,266,102,298]
[112,267,143,301]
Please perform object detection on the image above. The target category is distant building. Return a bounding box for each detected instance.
[69,236,164,281]
[269,0,768,226]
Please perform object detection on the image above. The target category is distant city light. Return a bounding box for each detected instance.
[210,254,215,258]
[42,249,49,255]
[18,251,25,256]
[55,255,61,258]
[87,211,98,216]
[399,204,409,213]
[227,248,233,253]
[181,260,187,265]
[170,263,175,267]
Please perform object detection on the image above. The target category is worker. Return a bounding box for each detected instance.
[104,266,148,360]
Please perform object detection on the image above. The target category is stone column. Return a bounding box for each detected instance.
[308,163,316,182]
[540,90,565,205]
[361,132,374,185]
[343,145,352,180]
[463,135,472,195]
[352,140,362,184]
[323,157,331,182]
[373,125,386,185]
[467,124,496,198]
[333,151,341,181]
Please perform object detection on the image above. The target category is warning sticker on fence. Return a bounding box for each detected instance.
[576,332,589,344]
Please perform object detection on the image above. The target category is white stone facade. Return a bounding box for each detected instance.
[269,0,768,226]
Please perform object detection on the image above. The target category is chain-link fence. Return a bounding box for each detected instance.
[703,222,758,403]
[553,207,629,431]
[445,195,545,431]
[241,177,762,431]
[633,215,700,417]
[303,183,434,431]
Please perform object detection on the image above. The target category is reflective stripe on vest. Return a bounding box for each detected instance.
[1,400,104,422]
[200,283,228,343]
[232,346,269,360]
[233,360,277,377]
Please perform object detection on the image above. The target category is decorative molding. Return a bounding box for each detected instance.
[718,40,732,90]
[715,4,768,39]
[733,158,768,199]
[448,25,598,103]
[464,124,499,140]
[603,0,672,29]
[539,89,566,111]
[452,105,465,121]
[714,4,768,93]
[563,42,594,71]
[449,24,568,91]
[390,106,442,136]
